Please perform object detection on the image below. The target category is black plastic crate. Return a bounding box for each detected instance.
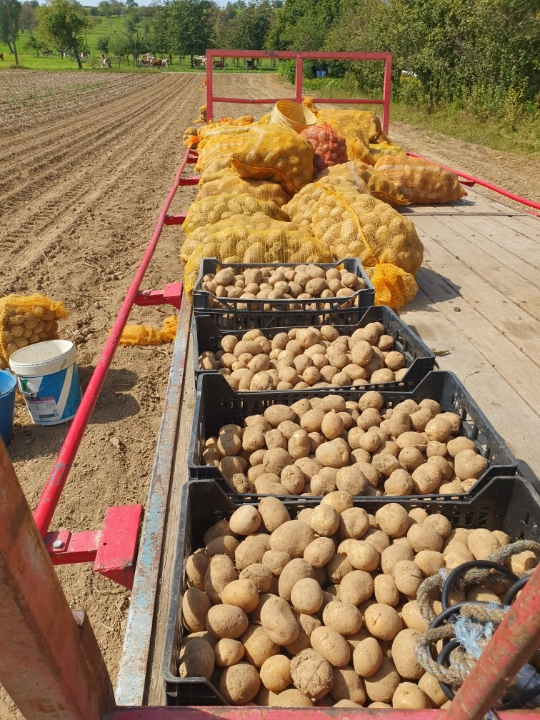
[193,305,436,394]
[192,258,375,330]
[163,475,540,705]
[188,370,517,501]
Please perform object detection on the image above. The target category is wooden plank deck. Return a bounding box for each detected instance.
[118,184,540,707]
[399,187,540,484]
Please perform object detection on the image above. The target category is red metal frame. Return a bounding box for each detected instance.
[407,151,540,216]
[205,50,393,134]
[30,149,198,586]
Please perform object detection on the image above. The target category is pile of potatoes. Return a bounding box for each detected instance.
[0,302,63,368]
[199,263,367,311]
[180,496,532,707]
[201,391,489,497]
[199,322,407,391]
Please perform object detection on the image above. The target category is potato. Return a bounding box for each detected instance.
[186,552,209,590]
[291,578,323,615]
[218,432,242,457]
[219,662,261,705]
[400,601,428,632]
[263,550,291,576]
[467,528,501,560]
[260,595,300,645]
[290,649,334,700]
[424,514,452,538]
[304,537,335,568]
[447,436,476,457]
[393,560,423,596]
[259,497,290,532]
[179,637,215,680]
[288,430,311,460]
[205,555,238,604]
[310,625,351,668]
[321,490,354,514]
[323,600,363,636]
[424,416,453,442]
[329,665,366,705]
[300,408,325,433]
[364,529,391,554]
[263,448,294,476]
[310,503,340,537]
[326,553,354,584]
[380,543,413,575]
[241,624,279,667]
[364,657,400,703]
[374,575,399,607]
[340,570,374,606]
[270,521,315,558]
[336,466,369,495]
[414,550,444,577]
[455,449,488,480]
[206,535,240,561]
[338,507,369,540]
[221,456,248,480]
[398,447,425,472]
[418,672,447,707]
[364,604,402,641]
[353,637,383,677]
[206,604,249,639]
[265,429,288,450]
[321,411,344,440]
[375,504,409,538]
[384,469,414,496]
[316,439,350,468]
[215,638,245,667]
[260,655,292,692]
[272,689,313,707]
[285,611,322,655]
[392,682,430,709]
[281,465,306,494]
[236,534,271,570]
[407,523,443,553]
[182,587,212,633]
[230,506,262,536]
[391,629,424,679]
[508,550,538,574]
[222,579,260,613]
[348,540,380,572]
[240,564,273,593]
[264,405,297,427]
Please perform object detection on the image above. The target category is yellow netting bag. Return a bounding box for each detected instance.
[367,264,419,308]
[374,155,468,204]
[180,213,281,265]
[315,161,409,207]
[195,126,252,173]
[196,169,292,207]
[230,125,314,195]
[119,316,178,347]
[0,294,69,369]
[283,175,370,228]
[315,109,376,166]
[197,116,255,140]
[183,193,289,236]
[320,109,390,144]
[369,142,405,157]
[183,222,333,299]
[302,97,319,115]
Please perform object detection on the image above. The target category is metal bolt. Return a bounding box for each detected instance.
[52,540,64,550]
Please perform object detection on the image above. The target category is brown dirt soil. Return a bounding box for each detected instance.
[0,69,537,718]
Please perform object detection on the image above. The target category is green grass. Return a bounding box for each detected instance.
[300,76,540,157]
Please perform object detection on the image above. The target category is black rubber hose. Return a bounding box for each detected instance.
[441,560,519,610]
[436,640,459,701]
[429,600,492,630]
[504,576,530,606]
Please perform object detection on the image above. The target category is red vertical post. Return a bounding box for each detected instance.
[295,55,303,103]
[0,440,115,720]
[206,50,213,122]
[446,562,540,720]
[382,54,392,134]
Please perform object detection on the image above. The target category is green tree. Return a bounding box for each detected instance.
[169,0,214,67]
[96,34,109,53]
[148,3,172,58]
[24,28,44,54]
[37,0,88,68]
[227,0,273,50]
[0,0,22,59]
[109,30,128,63]
[19,0,37,30]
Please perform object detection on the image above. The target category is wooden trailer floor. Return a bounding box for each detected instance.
[114,185,540,708]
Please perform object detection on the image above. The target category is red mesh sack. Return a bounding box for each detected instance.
[300,123,348,173]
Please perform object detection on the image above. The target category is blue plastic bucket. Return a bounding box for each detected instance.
[9,340,81,426]
[0,370,17,445]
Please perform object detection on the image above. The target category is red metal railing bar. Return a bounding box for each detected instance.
[32,150,196,538]
[447,562,540,720]
[407,151,540,215]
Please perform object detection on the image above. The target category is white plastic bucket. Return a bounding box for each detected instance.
[9,340,81,426]
[270,100,317,133]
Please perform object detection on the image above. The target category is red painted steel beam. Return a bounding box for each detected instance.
[407,151,540,215]
[163,213,187,226]
[0,440,115,720]
[32,150,194,538]
[135,282,183,309]
[111,709,540,719]
[45,528,100,564]
[446,562,540,720]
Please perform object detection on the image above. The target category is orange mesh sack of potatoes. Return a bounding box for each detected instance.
[369,142,405,157]
[0,294,69,369]
[315,109,376,166]
[367,263,421,309]
[374,155,467,204]
[195,126,252,173]
[315,161,409,207]
[183,222,333,299]
[180,213,281,265]
[300,123,348,173]
[283,176,370,229]
[196,170,292,207]
[230,124,315,195]
[323,108,390,143]
[183,193,289,236]
[119,315,178,347]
